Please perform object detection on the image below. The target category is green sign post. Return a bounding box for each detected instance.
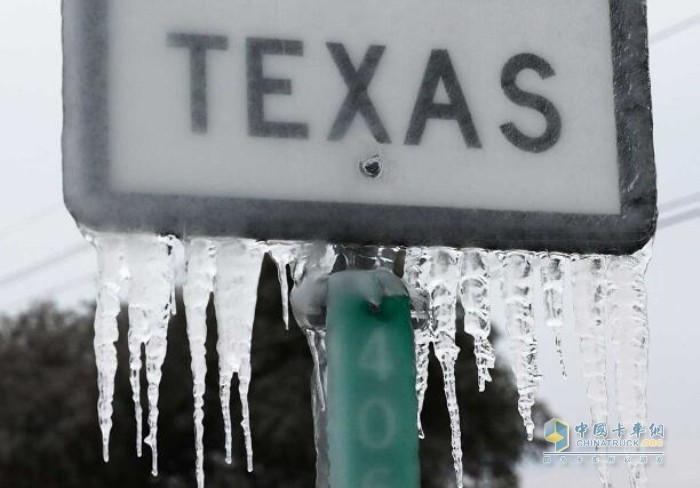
[326,271,419,488]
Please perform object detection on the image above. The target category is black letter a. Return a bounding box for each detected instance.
[405,50,481,148]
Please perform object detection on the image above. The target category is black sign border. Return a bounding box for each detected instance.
[63,0,656,255]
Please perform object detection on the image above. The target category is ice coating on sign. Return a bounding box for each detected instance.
[126,235,177,475]
[289,242,337,488]
[459,249,496,392]
[90,234,128,462]
[499,251,541,441]
[290,243,337,412]
[572,255,611,487]
[405,247,464,488]
[213,238,265,471]
[268,242,298,330]
[82,231,656,488]
[540,254,568,379]
[609,246,652,488]
[183,239,217,488]
[291,242,338,286]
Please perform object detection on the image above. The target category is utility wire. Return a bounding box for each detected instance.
[649,11,700,226]
[658,191,700,213]
[0,204,63,242]
[0,272,95,312]
[658,207,700,230]
[1,8,699,296]
[651,12,700,45]
[656,191,700,229]
[0,243,91,290]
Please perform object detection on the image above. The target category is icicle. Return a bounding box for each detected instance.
[305,328,328,411]
[572,255,611,488]
[414,327,431,439]
[499,251,541,441]
[126,235,177,476]
[437,348,462,487]
[403,248,431,438]
[405,248,464,488]
[540,253,568,379]
[307,329,328,412]
[305,326,331,488]
[183,239,217,488]
[290,242,337,411]
[126,252,145,457]
[428,249,464,488]
[289,242,337,488]
[460,249,496,392]
[214,238,266,472]
[268,242,299,330]
[609,245,652,488]
[91,234,127,463]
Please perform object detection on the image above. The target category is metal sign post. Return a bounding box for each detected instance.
[326,271,419,488]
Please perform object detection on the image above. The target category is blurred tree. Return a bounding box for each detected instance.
[0,256,548,487]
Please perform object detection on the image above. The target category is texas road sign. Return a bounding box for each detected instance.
[63,0,656,254]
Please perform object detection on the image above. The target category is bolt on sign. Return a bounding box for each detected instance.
[63,0,656,254]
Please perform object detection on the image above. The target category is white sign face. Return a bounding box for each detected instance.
[63,0,656,254]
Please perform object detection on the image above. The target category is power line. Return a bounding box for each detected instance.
[658,191,700,213]
[647,11,700,226]
[651,12,700,45]
[0,243,91,290]
[0,204,63,242]
[0,273,95,312]
[658,207,700,230]
[657,191,700,229]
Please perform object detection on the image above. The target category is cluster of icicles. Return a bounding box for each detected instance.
[88,232,651,488]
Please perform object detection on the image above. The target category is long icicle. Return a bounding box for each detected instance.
[572,255,611,488]
[124,237,154,459]
[289,242,337,488]
[291,243,337,411]
[609,245,652,488]
[425,248,464,488]
[460,249,496,392]
[183,239,217,488]
[500,251,541,441]
[403,248,431,438]
[414,326,431,439]
[91,234,127,463]
[268,242,298,330]
[214,238,265,472]
[305,329,328,412]
[127,235,177,476]
[307,329,331,488]
[540,253,568,379]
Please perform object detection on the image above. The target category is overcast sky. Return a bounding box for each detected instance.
[1,1,699,486]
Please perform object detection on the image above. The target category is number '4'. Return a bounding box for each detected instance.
[360,329,394,381]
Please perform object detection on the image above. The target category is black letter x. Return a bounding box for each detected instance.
[327,43,390,143]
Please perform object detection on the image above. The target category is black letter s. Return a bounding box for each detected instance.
[501,53,561,153]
